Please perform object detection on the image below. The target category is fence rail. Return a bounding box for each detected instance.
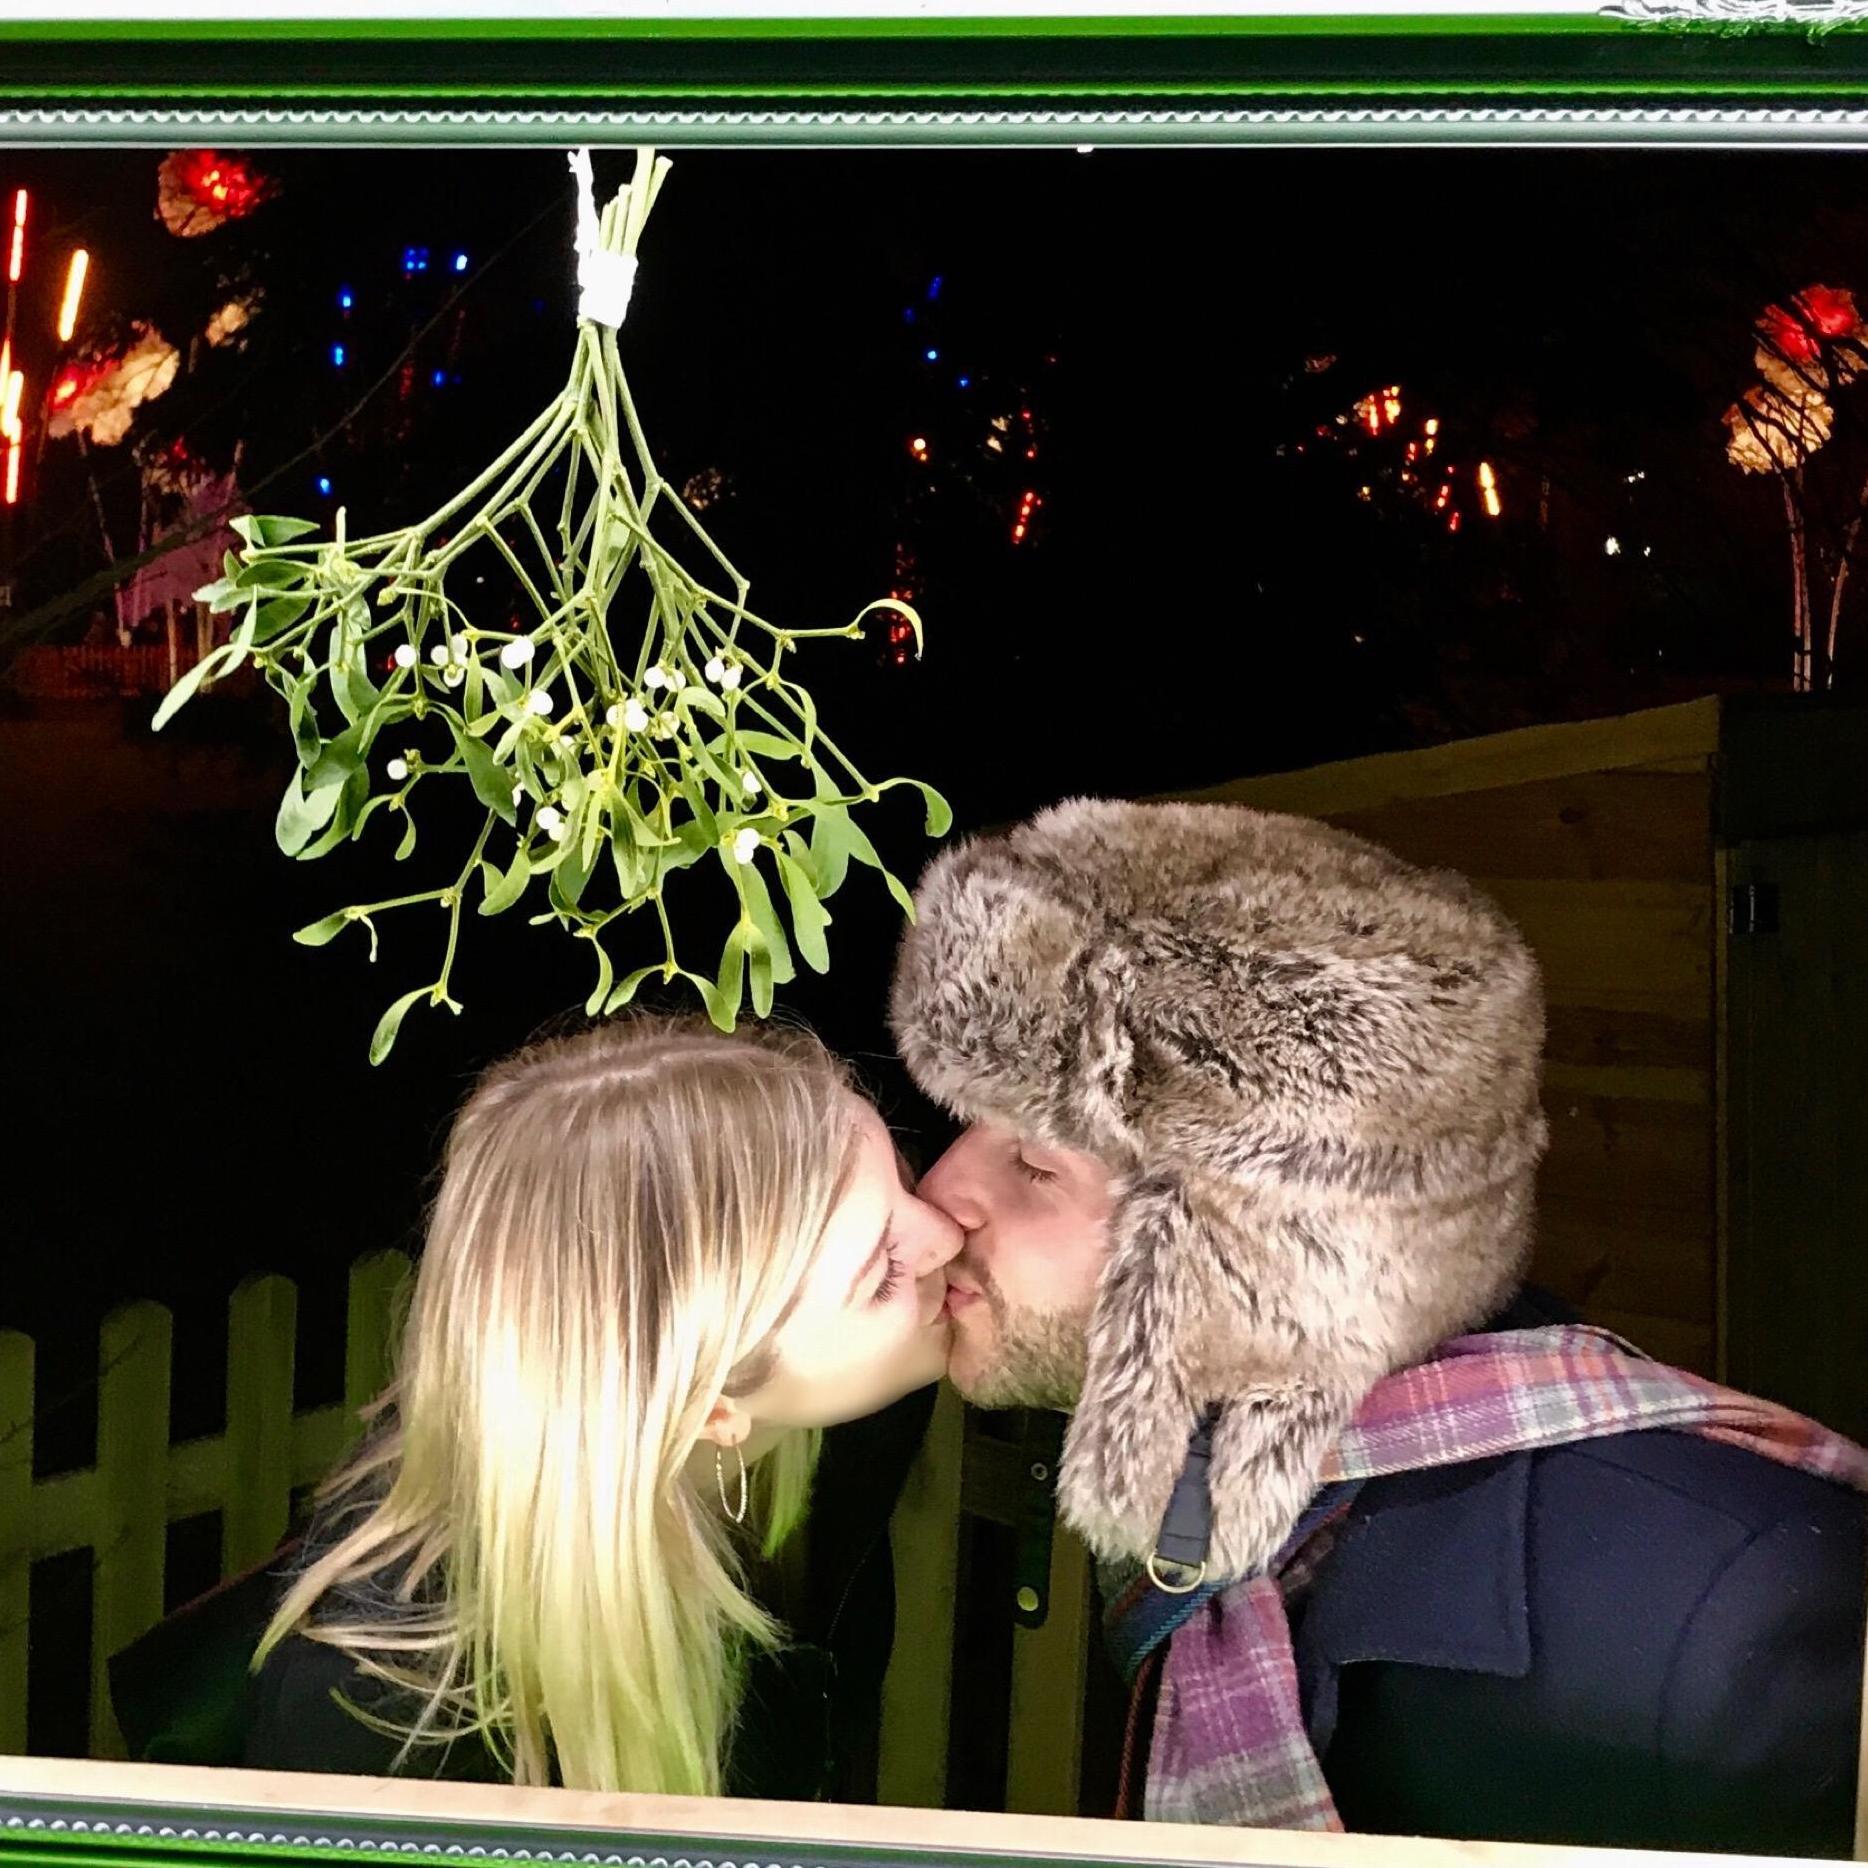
[0,1251,410,1759]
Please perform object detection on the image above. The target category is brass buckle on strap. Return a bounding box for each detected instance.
[1145,1551,1207,1595]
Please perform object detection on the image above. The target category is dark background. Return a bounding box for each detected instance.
[3,144,1863,1773]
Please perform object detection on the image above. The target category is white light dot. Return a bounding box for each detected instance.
[1604,536,1622,556]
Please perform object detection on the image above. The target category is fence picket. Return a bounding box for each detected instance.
[0,1329,34,1754]
[343,1251,408,1429]
[88,1303,171,1760]
[222,1276,298,1574]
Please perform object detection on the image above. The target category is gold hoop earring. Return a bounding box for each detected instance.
[716,1443,748,1525]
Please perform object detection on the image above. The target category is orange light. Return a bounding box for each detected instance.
[1,371,21,433]
[4,438,19,506]
[0,338,9,389]
[56,248,88,343]
[1448,510,1462,534]
[1424,418,1440,436]
[7,188,25,284]
[52,373,78,404]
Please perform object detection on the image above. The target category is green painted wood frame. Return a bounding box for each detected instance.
[2,4,1868,144]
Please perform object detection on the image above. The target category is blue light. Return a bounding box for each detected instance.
[337,287,353,310]
[432,369,446,387]
[331,343,346,367]
[402,246,429,274]
[928,274,944,300]
[317,476,332,496]
[903,307,917,323]
[958,375,971,388]
[925,348,939,362]
[453,252,469,273]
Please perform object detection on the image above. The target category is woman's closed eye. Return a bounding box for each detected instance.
[872,1242,907,1305]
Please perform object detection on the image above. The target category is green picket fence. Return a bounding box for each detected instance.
[0,1250,411,1759]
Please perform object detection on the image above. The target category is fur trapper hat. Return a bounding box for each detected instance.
[890,798,1548,1583]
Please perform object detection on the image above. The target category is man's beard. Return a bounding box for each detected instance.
[950,1297,1092,1412]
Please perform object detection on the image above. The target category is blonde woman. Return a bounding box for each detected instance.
[239,1012,961,1799]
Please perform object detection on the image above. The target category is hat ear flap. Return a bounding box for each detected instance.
[1055,1175,1207,1567]
[1204,1381,1361,1579]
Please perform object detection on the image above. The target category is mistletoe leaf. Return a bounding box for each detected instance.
[480,843,532,917]
[610,820,648,898]
[393,809,418,862]
[235,558,307,593]
[254,593,313,642]
[603,963,663,1016]
[368,987,431,1067]
[292,910,353,948]
[551,828,595,911]
[451,724,518,825]
[233,514,322,549]
[583,938,615,1018]
[286,674,322,768]
[276,766,342,857]
[775,848,832,974]
[876,776,953,837]
[714,923,751,1028]
[297,764,371,862]
[150,642,236,730]
[809,802,854,900]
[722,847,795,989]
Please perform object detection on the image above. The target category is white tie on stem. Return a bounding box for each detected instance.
[568,145,669,330]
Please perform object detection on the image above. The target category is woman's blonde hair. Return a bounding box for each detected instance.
[254,1011,862,1795]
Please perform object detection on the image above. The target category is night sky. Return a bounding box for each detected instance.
[4,146,1864,1718]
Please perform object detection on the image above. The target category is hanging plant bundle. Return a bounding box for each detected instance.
[156,147,950,1063]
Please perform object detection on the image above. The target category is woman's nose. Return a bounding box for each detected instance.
[908,1200,965,1275]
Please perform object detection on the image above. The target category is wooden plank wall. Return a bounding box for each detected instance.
[1327,769,1717,1371]
[1172,702,1723,1374]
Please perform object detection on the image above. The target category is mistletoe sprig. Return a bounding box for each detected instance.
[156,146,950,1062]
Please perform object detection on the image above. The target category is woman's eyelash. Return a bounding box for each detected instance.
[872,1244,905,1305]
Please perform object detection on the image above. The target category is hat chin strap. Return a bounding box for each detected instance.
[1147,1403,1222,1593]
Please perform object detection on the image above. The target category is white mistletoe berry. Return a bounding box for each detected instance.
[537,805,563,835]
[732,827,761,864]
[392,643,417,669]
[644,664,669,690]
[527,688,555,716]
[443,666,465,688]
[720,664,743,691]
[623,699,650,732]
[452,634,470,660]
[511,782,525,806]
[386,757,409,782]
[429,643,450,667]
[741,769,761,796]
[500,636,536,669]
[704,656,725,684]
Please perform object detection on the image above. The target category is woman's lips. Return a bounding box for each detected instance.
[941,1283,981,1317]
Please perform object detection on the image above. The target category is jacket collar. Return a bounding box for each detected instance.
[1300,1447,1533,1679]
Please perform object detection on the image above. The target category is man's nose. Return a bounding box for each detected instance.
[916,1145,986,1236]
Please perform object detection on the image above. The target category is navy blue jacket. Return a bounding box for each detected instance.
[1130,1299,1866,1855]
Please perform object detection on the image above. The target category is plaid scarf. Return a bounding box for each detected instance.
[1098,1325,1868,1830]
